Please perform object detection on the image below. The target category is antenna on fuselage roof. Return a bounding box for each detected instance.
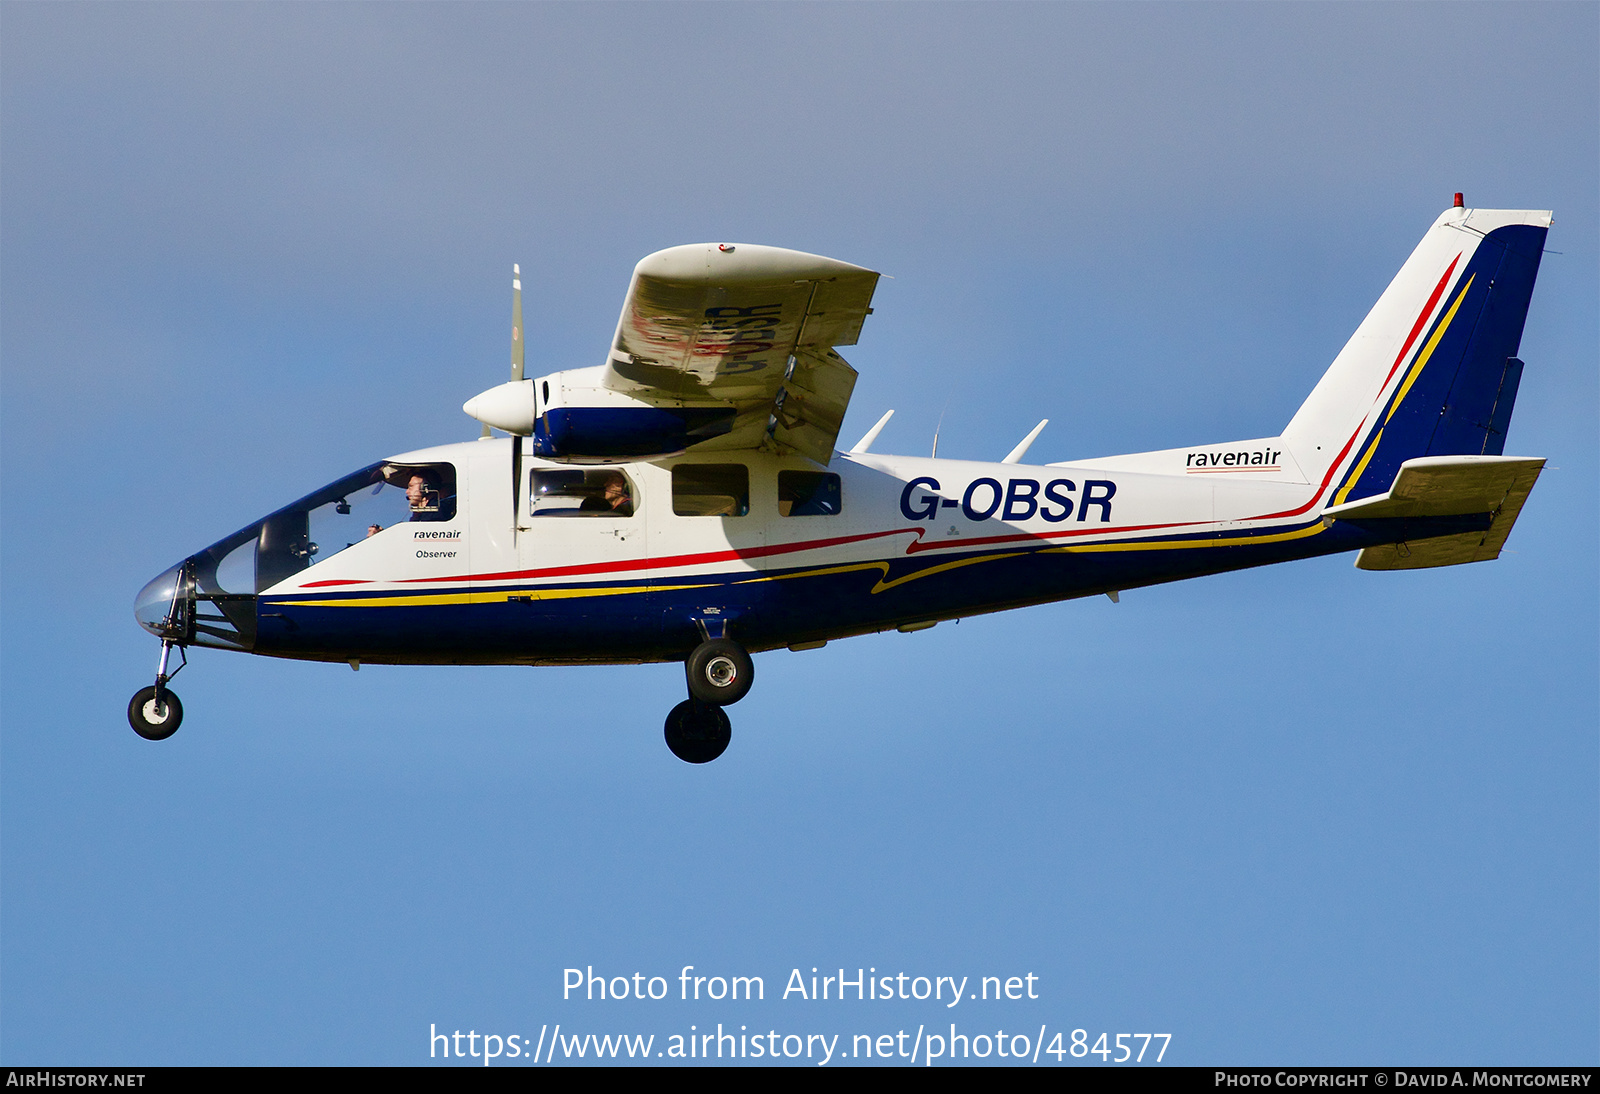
[849,409,895,454]
[1003,419,1049,464]
[931,396,951,459]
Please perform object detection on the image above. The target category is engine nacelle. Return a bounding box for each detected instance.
[532,404,736,461]
[465,367,736,462]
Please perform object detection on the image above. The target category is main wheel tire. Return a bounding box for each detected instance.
[128,686,182,741]
[663,699,731,764]
[685,639,754,706]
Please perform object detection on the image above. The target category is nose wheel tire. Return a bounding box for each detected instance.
[664,700,731,764]
[685,639,754,706]
[128,686,183,741]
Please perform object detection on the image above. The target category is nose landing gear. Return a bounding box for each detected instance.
[128,640,185,741]
[128,686,183,740]
[664,637,754,763]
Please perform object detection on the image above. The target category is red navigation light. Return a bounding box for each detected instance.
[1454,192,1465,208]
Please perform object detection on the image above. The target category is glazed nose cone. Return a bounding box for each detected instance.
[134,561,187,638]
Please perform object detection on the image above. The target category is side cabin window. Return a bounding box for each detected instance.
[672,464,749,517]
[778,471,841,516]
[530,469,636,517]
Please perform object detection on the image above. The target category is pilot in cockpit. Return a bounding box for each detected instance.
[406,470,442,520]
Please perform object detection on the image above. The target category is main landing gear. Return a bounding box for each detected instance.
[663,700,731,764]
[664,638,754,764]
[128,641,185,741]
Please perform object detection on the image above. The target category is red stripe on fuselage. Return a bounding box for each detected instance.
[299,517,1229,593]
[416,517,1224,583]
[901,519,1200,555]
[403,526,923,585]
[1249,418,1366,521]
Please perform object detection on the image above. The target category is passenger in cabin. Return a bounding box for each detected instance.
[580,471,634,517]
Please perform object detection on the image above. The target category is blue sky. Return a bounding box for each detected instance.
[3,3,1595,1066]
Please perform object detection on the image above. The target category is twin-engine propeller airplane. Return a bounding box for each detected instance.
[132,199,1552,762]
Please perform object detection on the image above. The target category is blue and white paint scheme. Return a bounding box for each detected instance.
[131,202,1554,761]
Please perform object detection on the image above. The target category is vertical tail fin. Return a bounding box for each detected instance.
[1283,206,1550,507]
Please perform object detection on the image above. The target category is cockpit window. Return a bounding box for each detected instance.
[189,460,456,595]
[530,469,636,517]
[381,463,456,523]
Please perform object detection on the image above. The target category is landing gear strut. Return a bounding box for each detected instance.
[664,637,753,763]
[129,640,185,741]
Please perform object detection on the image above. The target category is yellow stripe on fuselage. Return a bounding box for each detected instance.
[276,583,668,608]
[874,552,1025,592]
[1048,521,1325,553]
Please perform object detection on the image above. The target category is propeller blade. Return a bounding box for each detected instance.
[510,263,525,383]
[511,433,523,541]
[509,263,527,542]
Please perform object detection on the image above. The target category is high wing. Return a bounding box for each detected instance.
[602,244,880,464]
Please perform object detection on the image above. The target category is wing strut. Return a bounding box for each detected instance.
[764,281,822,450]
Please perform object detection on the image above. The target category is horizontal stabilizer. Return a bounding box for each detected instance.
[1320,455,1544,570]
